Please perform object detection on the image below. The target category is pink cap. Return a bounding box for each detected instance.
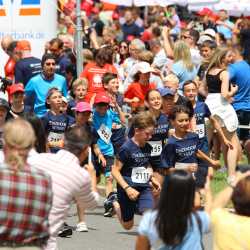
[75,101,92,112]
[9,83,24,95]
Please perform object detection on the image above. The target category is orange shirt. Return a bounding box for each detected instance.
[80,62,117,102]
[124,82,156,108]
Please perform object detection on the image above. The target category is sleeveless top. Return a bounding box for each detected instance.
[206,69,225,94]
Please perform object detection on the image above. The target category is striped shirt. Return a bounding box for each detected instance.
[28,150,99,237]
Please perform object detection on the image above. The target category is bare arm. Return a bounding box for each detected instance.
[162,27,174,59]
[220,71,238,101]
[135,235,151,250]
[111,159,130,189]
[197,149,220,168]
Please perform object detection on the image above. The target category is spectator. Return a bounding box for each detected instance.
[181,29,202,67]
[14,40,42,86]
[49,38,72,76]
[91,7,105,37]
[7,83,32,119]
[25,53,67,117]
[165,5,181,38]
[121,9,143,41]
[29,125,99,250]
[4,41,18,80]
[206,169,250,249]
[171,41,198,92]
[216,9,234,42]
[80,46,117,103]
[228,45,250,162]
[0,118,53,249]
[136,170,210,249]
[0,98,9,149]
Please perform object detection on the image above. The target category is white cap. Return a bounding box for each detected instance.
[133,62,156,75]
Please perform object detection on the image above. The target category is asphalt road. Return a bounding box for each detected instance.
[58,199,213,250]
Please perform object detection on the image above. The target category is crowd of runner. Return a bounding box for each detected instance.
[0,1,250,250]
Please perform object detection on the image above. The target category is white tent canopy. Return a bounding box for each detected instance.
[101,0,187,7]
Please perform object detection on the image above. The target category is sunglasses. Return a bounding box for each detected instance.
[120,45,128,49]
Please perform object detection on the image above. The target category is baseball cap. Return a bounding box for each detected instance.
[61,96,68,104]
[16,40,31,51]
[75,102,92,112]
[198,29,216,44]
[0,98,9,110]
[197,8,213,16]
[9,83,24,96]
[94,93,110,105]
[133,62,156,75]
[158,87,175,97]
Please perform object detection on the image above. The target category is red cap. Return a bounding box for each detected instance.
[112,12,119,20]
[16,40,31,51]
[91,7,99,14]
[197,8,213,16]
[94,93,110,105]
[9,83,24,95]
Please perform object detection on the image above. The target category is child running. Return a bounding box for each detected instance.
[111,111,161,230]
[161,105,220,176]
[41,87,74,153]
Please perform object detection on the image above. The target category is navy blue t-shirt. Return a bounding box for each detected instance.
[128,113,169,169]
[161,132,200,169]
[41,111,75,153]
[14,57,42,86]
[194,101,211,154]
[118,139,153,188]
[56,54,72,76]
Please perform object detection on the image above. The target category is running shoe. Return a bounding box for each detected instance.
[57,223,73,237]
[76,222,88,232]
[103,192,117,217]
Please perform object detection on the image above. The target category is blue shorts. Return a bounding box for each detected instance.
[117,185,154,222]
[94,155,114,178]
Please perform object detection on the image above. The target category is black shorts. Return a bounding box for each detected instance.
[93,155,114,178]
[236,110,250,141]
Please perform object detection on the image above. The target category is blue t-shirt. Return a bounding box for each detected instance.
[128,113,169,169]
[138,210,210,250]
[194,101,211,154]
[25,73,68,117]
[161,132,200,168]
[118,139,153,188]
[228,60,250,111]
[92,109,120,156]
[216,20,234,39]
[172,61,198,90]
[41,111,75,153]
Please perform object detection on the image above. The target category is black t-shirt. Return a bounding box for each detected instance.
[14,57,42,86]
[240,28,250,63]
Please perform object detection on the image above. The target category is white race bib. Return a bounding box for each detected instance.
[48,132,64,142]
[97,124,112,144]
[131,167,152,184]
[195,124,205,138]
[148,141,162,156]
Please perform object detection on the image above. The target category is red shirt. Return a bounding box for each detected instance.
[4,57,15,80]
[80,62,117,102]
[124,82,156,109]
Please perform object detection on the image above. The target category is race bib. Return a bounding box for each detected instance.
[148,141,162,156]
[195,124,205,138]
[131,167,152,184]
[97,124,112,144]
[48,132,64,148]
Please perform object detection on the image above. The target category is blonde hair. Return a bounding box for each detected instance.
[206,47,229,73]
[173,41,194,71]
[4,119,35,171]
[72,78,88,93]
[164,73,179,83]
[138,50,154,64]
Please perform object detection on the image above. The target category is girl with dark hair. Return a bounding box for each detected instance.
[80,46,118,103]
[160,105,220,175]
[136,170,210,250]
[24,114,47,153]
